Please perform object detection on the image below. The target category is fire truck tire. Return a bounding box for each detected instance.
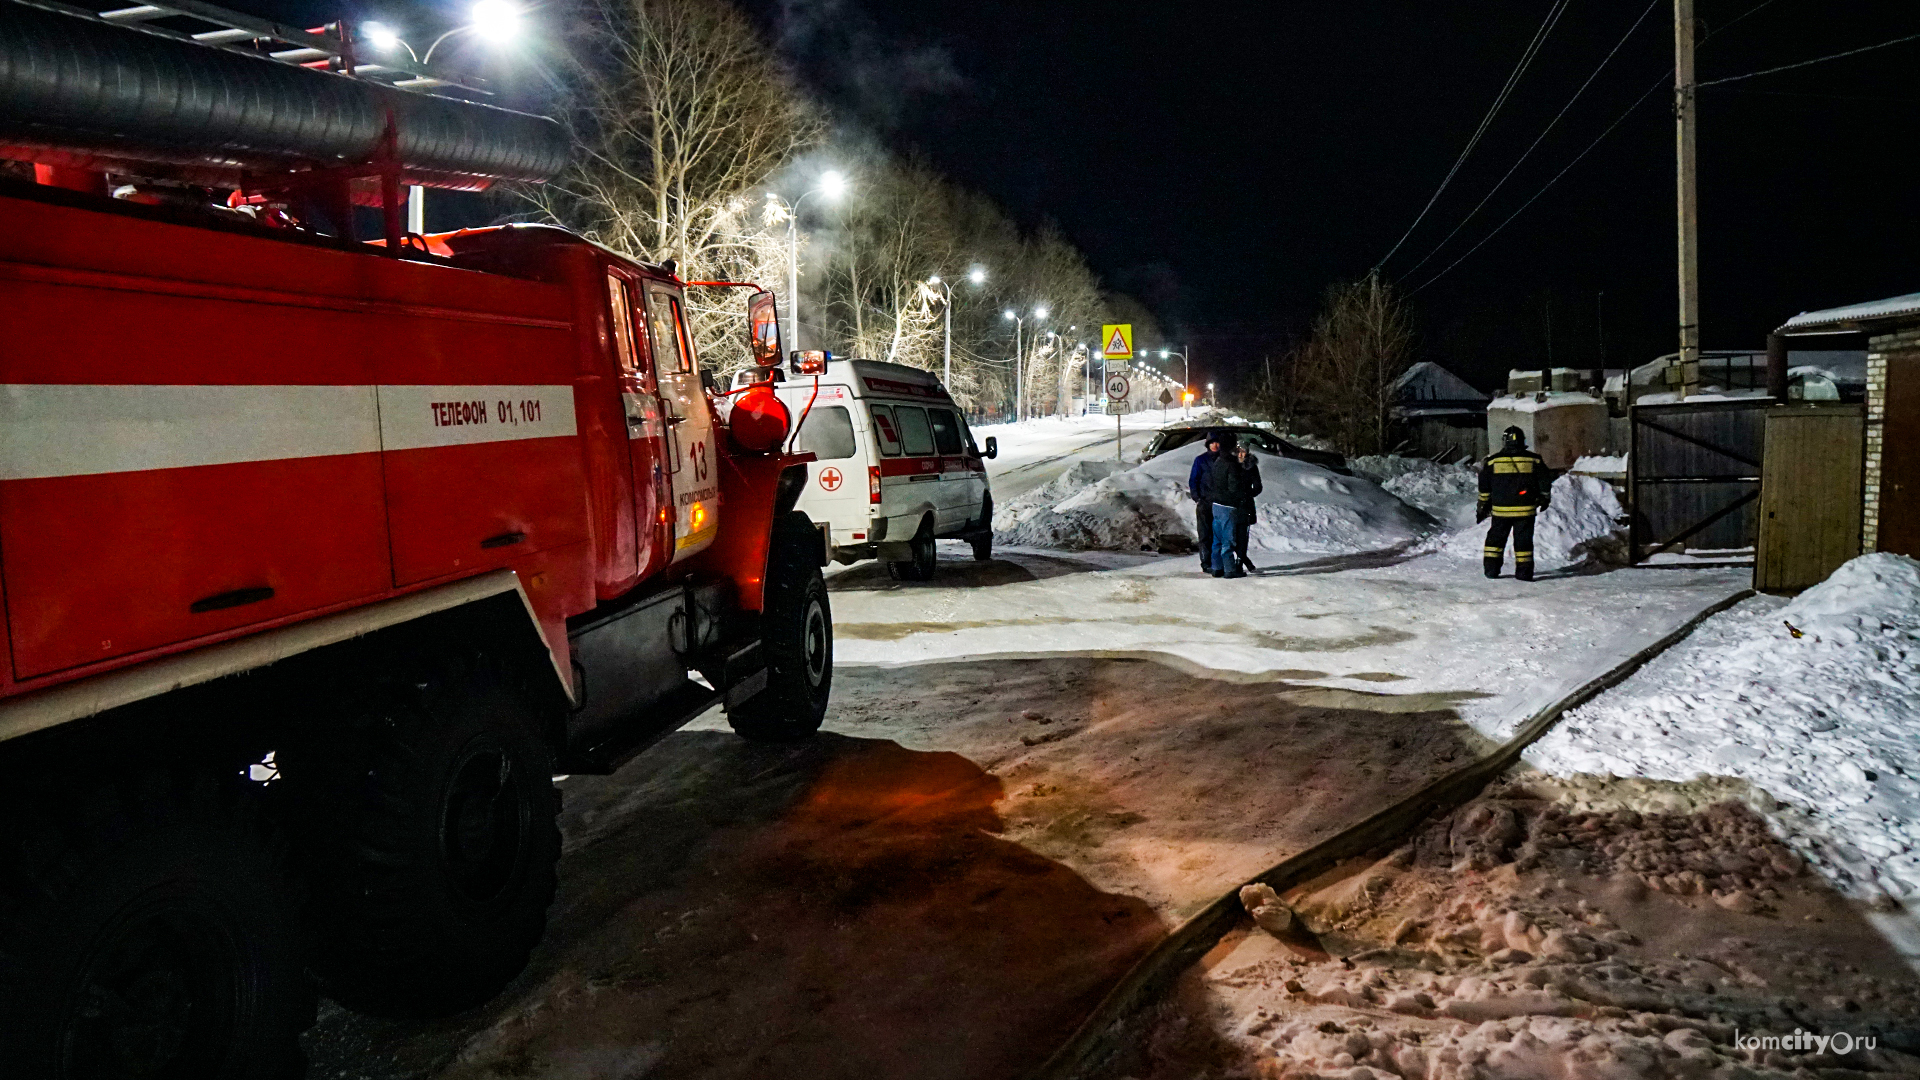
[280,650,560,1019]
[730,513,833,742]
[0,767,314,1079]
[887,518,938,581]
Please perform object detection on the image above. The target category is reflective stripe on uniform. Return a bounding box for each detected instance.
[1491,505,1536,517]
[1514,550,1533,561]
[1483,547,1503,556]
[1489,458,1536,474]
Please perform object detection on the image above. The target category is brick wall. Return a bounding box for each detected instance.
[1864,328,1920,553]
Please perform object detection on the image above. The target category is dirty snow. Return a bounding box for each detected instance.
[1527,553,1920,914]
[994,442,1436,555]
[1154,774,1920,1080]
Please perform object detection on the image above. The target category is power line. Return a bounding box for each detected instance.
[1397,0,1661,282]
[1409,69,1671,297]
[1703,0,1790,43]
[1371,0,1571,272]
[1700,29,1920,87]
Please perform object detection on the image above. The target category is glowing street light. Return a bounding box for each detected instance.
[768,171,849,353]
[928,267,984,388]
[468,0,520,44]
[360,4,525,233]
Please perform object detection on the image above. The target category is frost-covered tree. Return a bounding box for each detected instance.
[526,0,822,374]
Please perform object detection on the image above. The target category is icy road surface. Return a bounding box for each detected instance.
[306,418,1755,1080]
[828,547,1749,746]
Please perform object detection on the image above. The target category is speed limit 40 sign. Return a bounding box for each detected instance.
[1105,373,1130,401]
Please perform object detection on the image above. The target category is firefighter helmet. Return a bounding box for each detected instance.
[1501,425,1526,448]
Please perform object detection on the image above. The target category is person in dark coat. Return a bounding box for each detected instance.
[1188,431,1225,572]
[1228,441,1262,572]
[1477,426,1553,581]
[1202,434,1259,578]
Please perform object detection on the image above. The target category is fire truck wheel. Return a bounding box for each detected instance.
[886,519,938,581]
[280,651,560,1019]
[0,768,314,1079]
[730,513,833,742]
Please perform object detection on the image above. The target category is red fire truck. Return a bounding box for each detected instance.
[0,2,830,1074]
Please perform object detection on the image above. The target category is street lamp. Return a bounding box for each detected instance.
[767,170,847,353]
[1003,309,1023,421]
[1207,381,1216,408]
[362,3,524,234]
[1160,346,1191,416]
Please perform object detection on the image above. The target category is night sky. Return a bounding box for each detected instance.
[732,0,1920,393]
[251,0,1920,393]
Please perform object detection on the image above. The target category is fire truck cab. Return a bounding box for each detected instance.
[0,1,833,1073]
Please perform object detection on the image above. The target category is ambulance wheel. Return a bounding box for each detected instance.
[0,767,314,1079]
[971,497,995,561]
[730,512,832,742]
[888,520,938,581]
[279,651,560,1019]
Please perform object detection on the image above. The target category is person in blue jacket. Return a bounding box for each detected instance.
[1188,431,1225,571]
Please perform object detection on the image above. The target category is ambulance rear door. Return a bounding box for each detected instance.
[778,382,868,548]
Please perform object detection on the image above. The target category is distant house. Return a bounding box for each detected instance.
[1390,361,1490,462]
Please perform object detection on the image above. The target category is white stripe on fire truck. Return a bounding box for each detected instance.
[376,385,576,451]
[0,384,577,481]
[0,384,380,481]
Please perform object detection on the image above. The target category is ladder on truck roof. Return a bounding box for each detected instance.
[16,0,491,97]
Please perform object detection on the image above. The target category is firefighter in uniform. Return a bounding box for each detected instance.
[1477,426,1552,581]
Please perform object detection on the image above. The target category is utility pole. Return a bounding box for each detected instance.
[1675,0,1700,400]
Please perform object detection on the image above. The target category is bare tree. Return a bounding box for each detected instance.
[1295,273,1415,455]
[526,0,822,373]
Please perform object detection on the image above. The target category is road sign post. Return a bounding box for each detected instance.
[1105,372,1130,461]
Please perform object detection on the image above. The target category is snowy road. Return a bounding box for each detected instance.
[976,412,1168,502]
[307,418,1763,1080]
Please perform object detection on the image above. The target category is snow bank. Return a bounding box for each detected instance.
[1418,472,1628,569]
[1353,456,1481,529]
[1528,553,1920,907]
[994,442,1436,555]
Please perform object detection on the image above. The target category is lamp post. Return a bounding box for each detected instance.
[363,1,522,235]
[926,265,985,390]
[1160,347,1190,417]
[1207,382,1216,408]
[767,170,847,354]
[1003,309,1024,421]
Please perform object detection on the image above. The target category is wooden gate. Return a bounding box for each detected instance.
[1754,404,1864,591]
[1627,399,1768,561]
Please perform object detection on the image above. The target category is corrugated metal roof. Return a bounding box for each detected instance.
[1780,291,1920,333]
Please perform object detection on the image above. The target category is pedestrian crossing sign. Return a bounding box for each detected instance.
[1102,324,1133,360]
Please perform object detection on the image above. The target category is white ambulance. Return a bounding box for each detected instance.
[738,357,998,579]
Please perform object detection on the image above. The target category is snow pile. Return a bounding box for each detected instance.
[994,442,1435,555]
[989,459,1185,552]
[1569,454,1627,475]
[1425,473,1628,569]
[1354,455,1481,529]
[1528,553,1920,906]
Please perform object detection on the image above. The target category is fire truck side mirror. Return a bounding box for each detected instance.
[984,436,998,460]
[747,290,782,367]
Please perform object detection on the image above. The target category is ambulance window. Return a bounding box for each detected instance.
[928,409,963,455]
[869,405,903,457]
[955,412,981,455]
[794,406,857,461]
[605,275,644,377]
[895,406,935,456]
